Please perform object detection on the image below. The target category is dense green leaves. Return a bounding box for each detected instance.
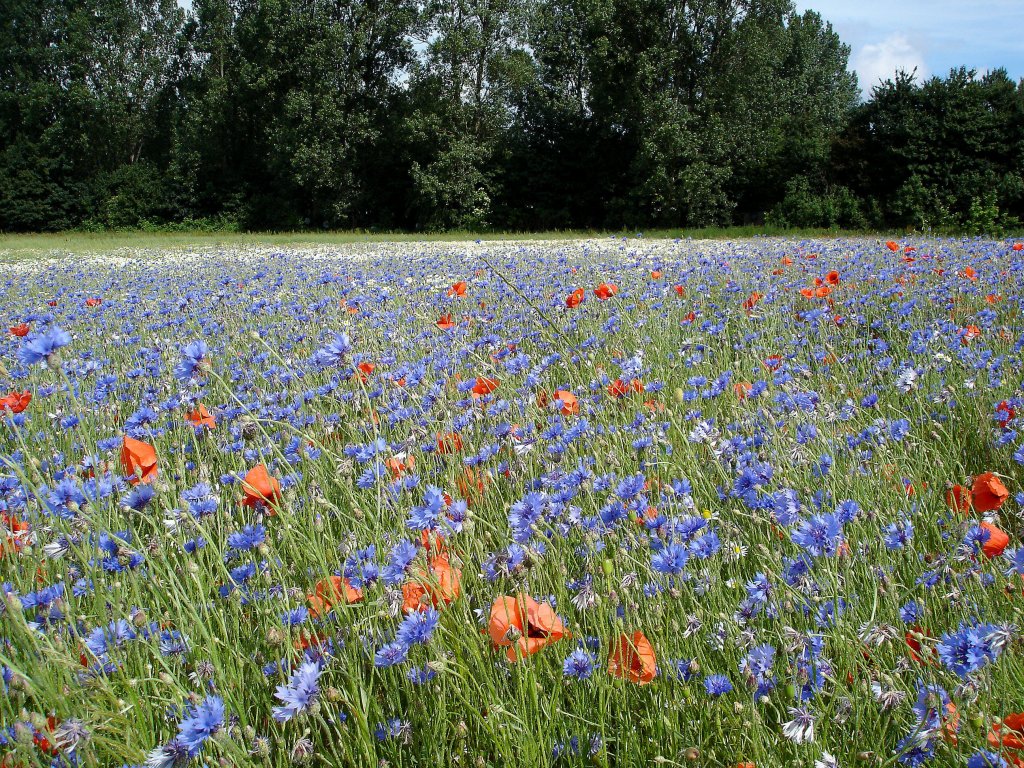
[1,0,1021,232]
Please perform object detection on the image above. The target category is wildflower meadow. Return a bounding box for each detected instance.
[2,236,1024,768]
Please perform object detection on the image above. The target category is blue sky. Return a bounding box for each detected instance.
[794,0,1024,95]
[176,0,1024,95]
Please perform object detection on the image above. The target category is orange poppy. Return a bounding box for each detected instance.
[981,522,1010,558]
[120,436,157,485]
[0,511,29,559]
[959,266,978,281]
[185,404,216,429]
[594,283,619,300]
[734,382,752,400]
[0,391,31,414]
[682,311,696,324]
[308,575,363,618]
[554,390,579,415]
[905,625,935,665]
[781,256,793,265]
[488,594,566,662]
[972,472,1009,512]
[385,454,415,479]
[961,325,981,344]
[885,241,899,252]
[650,270,663,279]
[85,298,102,307]
[436,432,463,454]
[814,285,832,298]
[403,556,461,613]
[799,288,815,299]
[566,288,585,308]
[988,713,1024,755]
[241,464,282,508]
[436,313,456,330]
[8,324,29,337]
[608,631,657,684]
[472,377,500,397]
[742,292,762,312]
[447,281,468,297]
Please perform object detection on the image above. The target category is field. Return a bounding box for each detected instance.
[1,236,1023,768]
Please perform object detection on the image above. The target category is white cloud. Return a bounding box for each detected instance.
[853,34,929,92]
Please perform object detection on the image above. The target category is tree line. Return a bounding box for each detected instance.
[1,0,1022,233]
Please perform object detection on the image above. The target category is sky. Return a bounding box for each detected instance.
[794,0,1024,95]
[176,0,1024,96]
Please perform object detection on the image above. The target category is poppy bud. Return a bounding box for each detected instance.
[683,747,700,760]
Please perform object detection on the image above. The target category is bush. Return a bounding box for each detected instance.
[767,176,866,229]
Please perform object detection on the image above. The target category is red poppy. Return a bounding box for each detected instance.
[47,300,58,307]
[608,631,657,684]
[85,298,102,307]
[885,241,899,252]
[945,484,971,513]
[742,292,763,312]
[763,355,782,371]
[436,432,463,454]
[472,377,500,397]
[904,625,935,665]
[981,522,1010,558]
[825,270,840,285]
[997,400,1016,428]
[1013,243,1024,252]
[682,311,696,324]
[308,575,363,618]
[436,314,456,330]
[566,288,585,308]
[241,464,282,508]
[972,472,1009,512]
[673,284,685,296]
[734,382,753,400]
[594,283,618,300]
[554,390,579,415]
[608,378,643,398]
[185,404,216,429]
[0,391,31,414]
[447,281,468,297]
[8,324,29,337]
[355,361,376,382]
[488,594,566,662]
[121,436,157,485]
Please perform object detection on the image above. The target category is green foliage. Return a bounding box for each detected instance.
[0,1,1020,233]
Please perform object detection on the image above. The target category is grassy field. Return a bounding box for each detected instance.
[1,236,1023,768]
[0,226,881,257]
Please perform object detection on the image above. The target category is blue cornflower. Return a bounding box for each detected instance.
[884,519,914,550]
[374,642,409,668]
[562,648,597,680]
[968,751,1010,768]
[281,607,309,627]
[703,674,733,696]
[937,623,1002,678]
[17,326,71,366]
[396,608,440,646]
[791,513,843,558]
[174,340,209,382]
[1005,547,1024,577]
[272,661,322,722]
[177,695,224,756]
[651,542,689,575]
[122,484,155,512]
[312,332,352,367]
[227,524,266,552]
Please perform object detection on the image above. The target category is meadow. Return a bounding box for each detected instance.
[1,236,1023,768]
